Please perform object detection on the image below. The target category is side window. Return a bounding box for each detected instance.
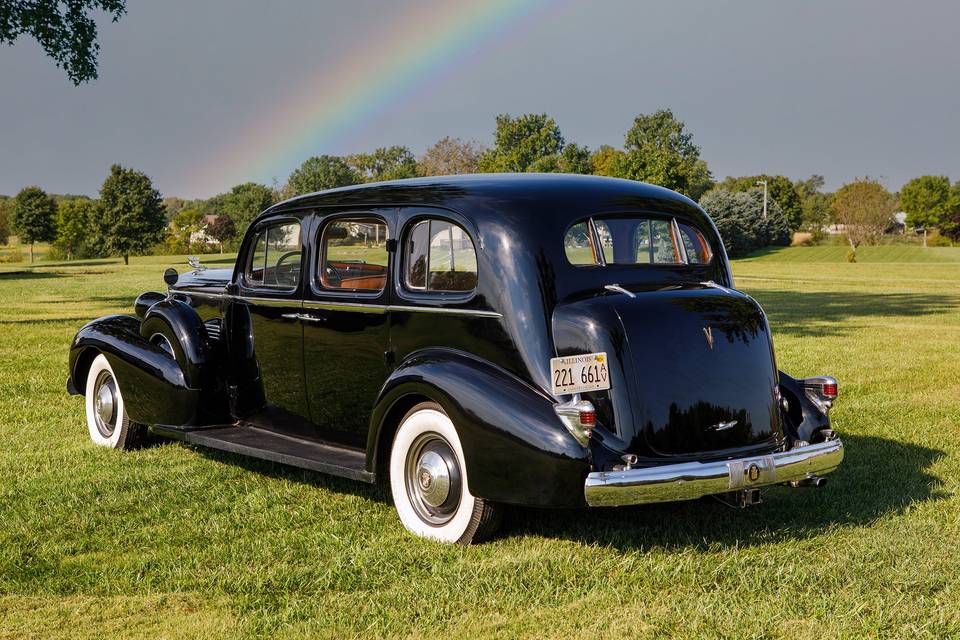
[677,223,713,264]
[564,221,596,265]
[564,216,712,266]
[319,218,389,291]
[404,219,477,292]
[245,222,301,289]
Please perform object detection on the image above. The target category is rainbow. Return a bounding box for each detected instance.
[186,0,553,196]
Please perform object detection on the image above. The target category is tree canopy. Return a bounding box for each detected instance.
[0,0,127,85]
[716,175,803,231]
[222,182,274,235]
[479,113,565,172]
[13,186,57,262]
[286,155,359,197]
[0,197,11,245]
[831,178,897,257]
[699,189,791,258]
[97,164,166,264]
[608,109,713,200]
[417,137,485,176]
[900,175,952,229]
[55,197,98,260]
[347,146,418,182]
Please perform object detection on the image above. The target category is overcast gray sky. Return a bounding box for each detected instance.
[1,0,957,198]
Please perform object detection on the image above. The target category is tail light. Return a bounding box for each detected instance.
[802,376,838,412]
[554,395,595,446]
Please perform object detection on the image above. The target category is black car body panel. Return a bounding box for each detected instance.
[67,174,841,509]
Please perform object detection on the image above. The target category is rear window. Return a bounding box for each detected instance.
[565,217,712,266]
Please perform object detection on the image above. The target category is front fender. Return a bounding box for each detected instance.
[68,315,201,426]
[369,349,591,508]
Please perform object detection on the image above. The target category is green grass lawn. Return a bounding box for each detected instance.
[2,248,959,638]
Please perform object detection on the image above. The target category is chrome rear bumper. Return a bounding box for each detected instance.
[584,438,844,507]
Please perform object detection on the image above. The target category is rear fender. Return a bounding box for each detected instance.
[779,371,832,443]
[69,315,201,426]
[369,349,591,508]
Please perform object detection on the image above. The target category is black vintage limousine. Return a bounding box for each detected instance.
[68,174,843,543]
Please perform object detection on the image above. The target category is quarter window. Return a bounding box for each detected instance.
[319,218,389,291]
[245,222,302,288]
[677,222,713,264]
[563,217,712,266]
[404,219,477,292]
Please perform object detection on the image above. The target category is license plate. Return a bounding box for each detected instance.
[550,352,610,395]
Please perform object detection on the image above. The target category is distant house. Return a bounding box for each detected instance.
[189,215,220,246]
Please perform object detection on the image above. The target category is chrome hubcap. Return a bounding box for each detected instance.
[93,371,118,437]
[405,433,461,525]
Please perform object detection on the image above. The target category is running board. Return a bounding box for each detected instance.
[151,423,372,482]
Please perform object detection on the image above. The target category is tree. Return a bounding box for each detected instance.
[479,113,565,172]
[97,164,166,265]
[0,197,10,245]
[528,142,594,174]
[717,175,803,231]
[417,137,485,176]
[609,109,713,199]
[205,214,237,253]
[831,178,897,260]
[0,1,127,85]
[55,197,98,260]
[940,181,960,241]
[900,175,952,229]
[164,208,206,254]
[347,145,418,182]
[12,186,57,262]
[286,155,358,197]
[591,145,626,177]
[222,182,274,236]
[794,175,833,233]
[699,189,791,258]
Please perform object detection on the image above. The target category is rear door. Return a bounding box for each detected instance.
[302,210,396,447]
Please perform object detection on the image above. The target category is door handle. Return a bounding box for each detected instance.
[281,313,325,323]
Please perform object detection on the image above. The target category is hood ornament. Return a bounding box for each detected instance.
[703,326,715,350]
[187,255,206,272]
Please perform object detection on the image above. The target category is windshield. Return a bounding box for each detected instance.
[564,217,713,266]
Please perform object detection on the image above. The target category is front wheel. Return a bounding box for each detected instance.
[389,402,502,544]
[84,354,150,449]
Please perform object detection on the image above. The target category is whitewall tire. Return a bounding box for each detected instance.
[390,402,502,544]
[84,354,149,450]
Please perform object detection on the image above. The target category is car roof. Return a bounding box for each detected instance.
[259,173,716,243]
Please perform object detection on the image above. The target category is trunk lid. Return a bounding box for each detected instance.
[552,285,783,459]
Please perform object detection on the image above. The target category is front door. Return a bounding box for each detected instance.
[302,210,394,448]
[234,216,311,429]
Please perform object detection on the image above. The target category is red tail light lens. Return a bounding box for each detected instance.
[579,410,596,426]
[822,382,838,398]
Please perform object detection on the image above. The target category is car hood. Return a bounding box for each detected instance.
[170,268,233,294]
[552,284,783,460]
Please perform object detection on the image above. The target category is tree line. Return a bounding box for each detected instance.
[1,109,957,263]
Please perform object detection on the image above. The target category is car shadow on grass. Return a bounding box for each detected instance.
[182,432,944,549]
[750,290,959,338]
[0,271,67,280]
[507,434,946,550]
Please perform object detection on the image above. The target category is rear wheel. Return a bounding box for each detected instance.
[389,402,502,544]
[84,354,150,449]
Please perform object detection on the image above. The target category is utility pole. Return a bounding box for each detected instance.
[755,179,768,218]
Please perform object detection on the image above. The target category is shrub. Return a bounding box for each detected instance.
[699,189,791,258]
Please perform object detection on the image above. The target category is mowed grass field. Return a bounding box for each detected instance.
[1,246,959,638]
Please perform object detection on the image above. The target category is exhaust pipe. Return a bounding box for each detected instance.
[789,475,827,488]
